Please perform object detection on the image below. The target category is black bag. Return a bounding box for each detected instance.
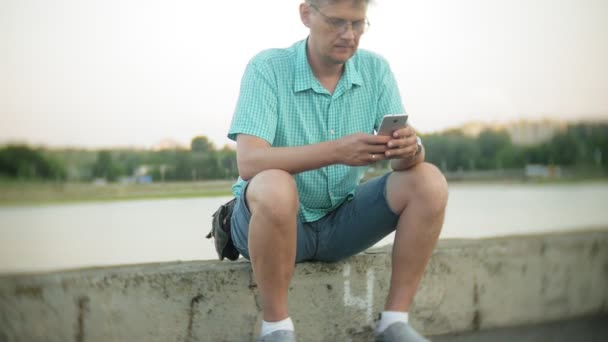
[206,198,240,261]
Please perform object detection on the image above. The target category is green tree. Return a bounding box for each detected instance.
[191,136,214,153]
[91,151,123,182]
[0,145,66,180]
[546,132,579,166]
[423,131,479,172]
[217,146,238,178]
[476,130,512,169]
[171,151,194,181]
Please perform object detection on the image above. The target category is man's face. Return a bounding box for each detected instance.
[304,1,368,66]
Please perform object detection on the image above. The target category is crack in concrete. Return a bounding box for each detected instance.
[472,279,481,331]
[248,267,262,340]
[248,270,262,312]
[186,294,204,342]
[75,296,89,342]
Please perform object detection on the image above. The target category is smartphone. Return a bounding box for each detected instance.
[377,114,408,136]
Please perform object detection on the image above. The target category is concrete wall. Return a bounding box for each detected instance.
[1,229,607,342]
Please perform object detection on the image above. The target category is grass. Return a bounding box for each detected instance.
[1,173,606,206]
[0,180,235,206]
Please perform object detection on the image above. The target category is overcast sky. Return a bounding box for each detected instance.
[1,0,607,149]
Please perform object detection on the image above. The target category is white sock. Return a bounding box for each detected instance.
[261,317,294,336]
[376,311,409,334]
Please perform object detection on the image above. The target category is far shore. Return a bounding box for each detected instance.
[0,180,235,206]
[0,176,606,206]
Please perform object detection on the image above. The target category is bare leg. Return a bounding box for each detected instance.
[246,169,299,321]
[383,162,449,311]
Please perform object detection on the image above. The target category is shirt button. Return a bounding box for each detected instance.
[330,129,335,135]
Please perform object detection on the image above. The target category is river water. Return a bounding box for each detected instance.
[1,182,607,273]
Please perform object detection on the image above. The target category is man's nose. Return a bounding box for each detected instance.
[339,23,356,40]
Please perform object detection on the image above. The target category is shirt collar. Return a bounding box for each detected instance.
[342,57,364,89]
[293,38,363,94]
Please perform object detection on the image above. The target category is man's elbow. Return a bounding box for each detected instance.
[236,157,256,181]
[238,170,254,182]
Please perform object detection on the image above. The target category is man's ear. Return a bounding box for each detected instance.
[300,3,312,28]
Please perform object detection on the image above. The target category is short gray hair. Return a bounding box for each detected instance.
[305,0,372,7]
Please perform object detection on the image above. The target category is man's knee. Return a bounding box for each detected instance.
[411,163,448,212]
[392,162,449,214]
[246,169,299,223]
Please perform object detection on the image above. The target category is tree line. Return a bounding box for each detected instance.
[1,122,606,182]
[421,122,607,173]
[0,136,238,182]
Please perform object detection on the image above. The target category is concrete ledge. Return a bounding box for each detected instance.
[1,229,607,342]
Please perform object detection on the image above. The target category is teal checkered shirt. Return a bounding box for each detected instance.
[228,39,405,222]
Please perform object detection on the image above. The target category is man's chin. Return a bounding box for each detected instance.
[329,53,353,65]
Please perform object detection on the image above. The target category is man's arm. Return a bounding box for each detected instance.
[237,135,336,181]
[236,133,392,181]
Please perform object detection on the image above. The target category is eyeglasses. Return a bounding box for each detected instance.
[309,3,370,35]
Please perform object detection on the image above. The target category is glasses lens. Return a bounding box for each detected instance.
[352,20,366,33]
[310,4,368,34]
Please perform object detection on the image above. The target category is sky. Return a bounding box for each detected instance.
[1,0,607,149]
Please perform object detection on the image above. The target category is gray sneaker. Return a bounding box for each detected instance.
[256,330,296,342]
[375,322,430,342]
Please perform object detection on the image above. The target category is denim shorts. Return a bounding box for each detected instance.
[230,173,400,263]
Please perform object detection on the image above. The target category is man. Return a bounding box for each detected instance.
[227,0,448,341]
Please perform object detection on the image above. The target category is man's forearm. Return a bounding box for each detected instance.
[390,146,425,171]
[238,141,338,181]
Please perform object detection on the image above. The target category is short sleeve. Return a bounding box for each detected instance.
[228,57,278,144]
[374,60,406,130]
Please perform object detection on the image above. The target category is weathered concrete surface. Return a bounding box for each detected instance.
[0,229,607,342]
[434,314,608,342]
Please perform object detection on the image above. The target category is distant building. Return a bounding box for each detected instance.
[133,165,153,183]
[505,119,567,146]
[152,138,186,151]
[525,164,562,179]
[135,175,152,184]
[92,178,107,186]
[460,121,489,137]
[452,118,568,146]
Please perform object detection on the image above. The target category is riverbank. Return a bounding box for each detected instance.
[0,180,234,206]
[1,177,607,206]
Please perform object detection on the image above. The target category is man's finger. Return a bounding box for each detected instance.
[369,145,389,154]
[385,145,418,158]
[388,136,416,149]
[392,126,413,138]
[364,134,392,144]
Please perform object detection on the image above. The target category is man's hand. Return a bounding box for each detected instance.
[383,125,425,171]
[335,133,391,166]
[384,125,419,159]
